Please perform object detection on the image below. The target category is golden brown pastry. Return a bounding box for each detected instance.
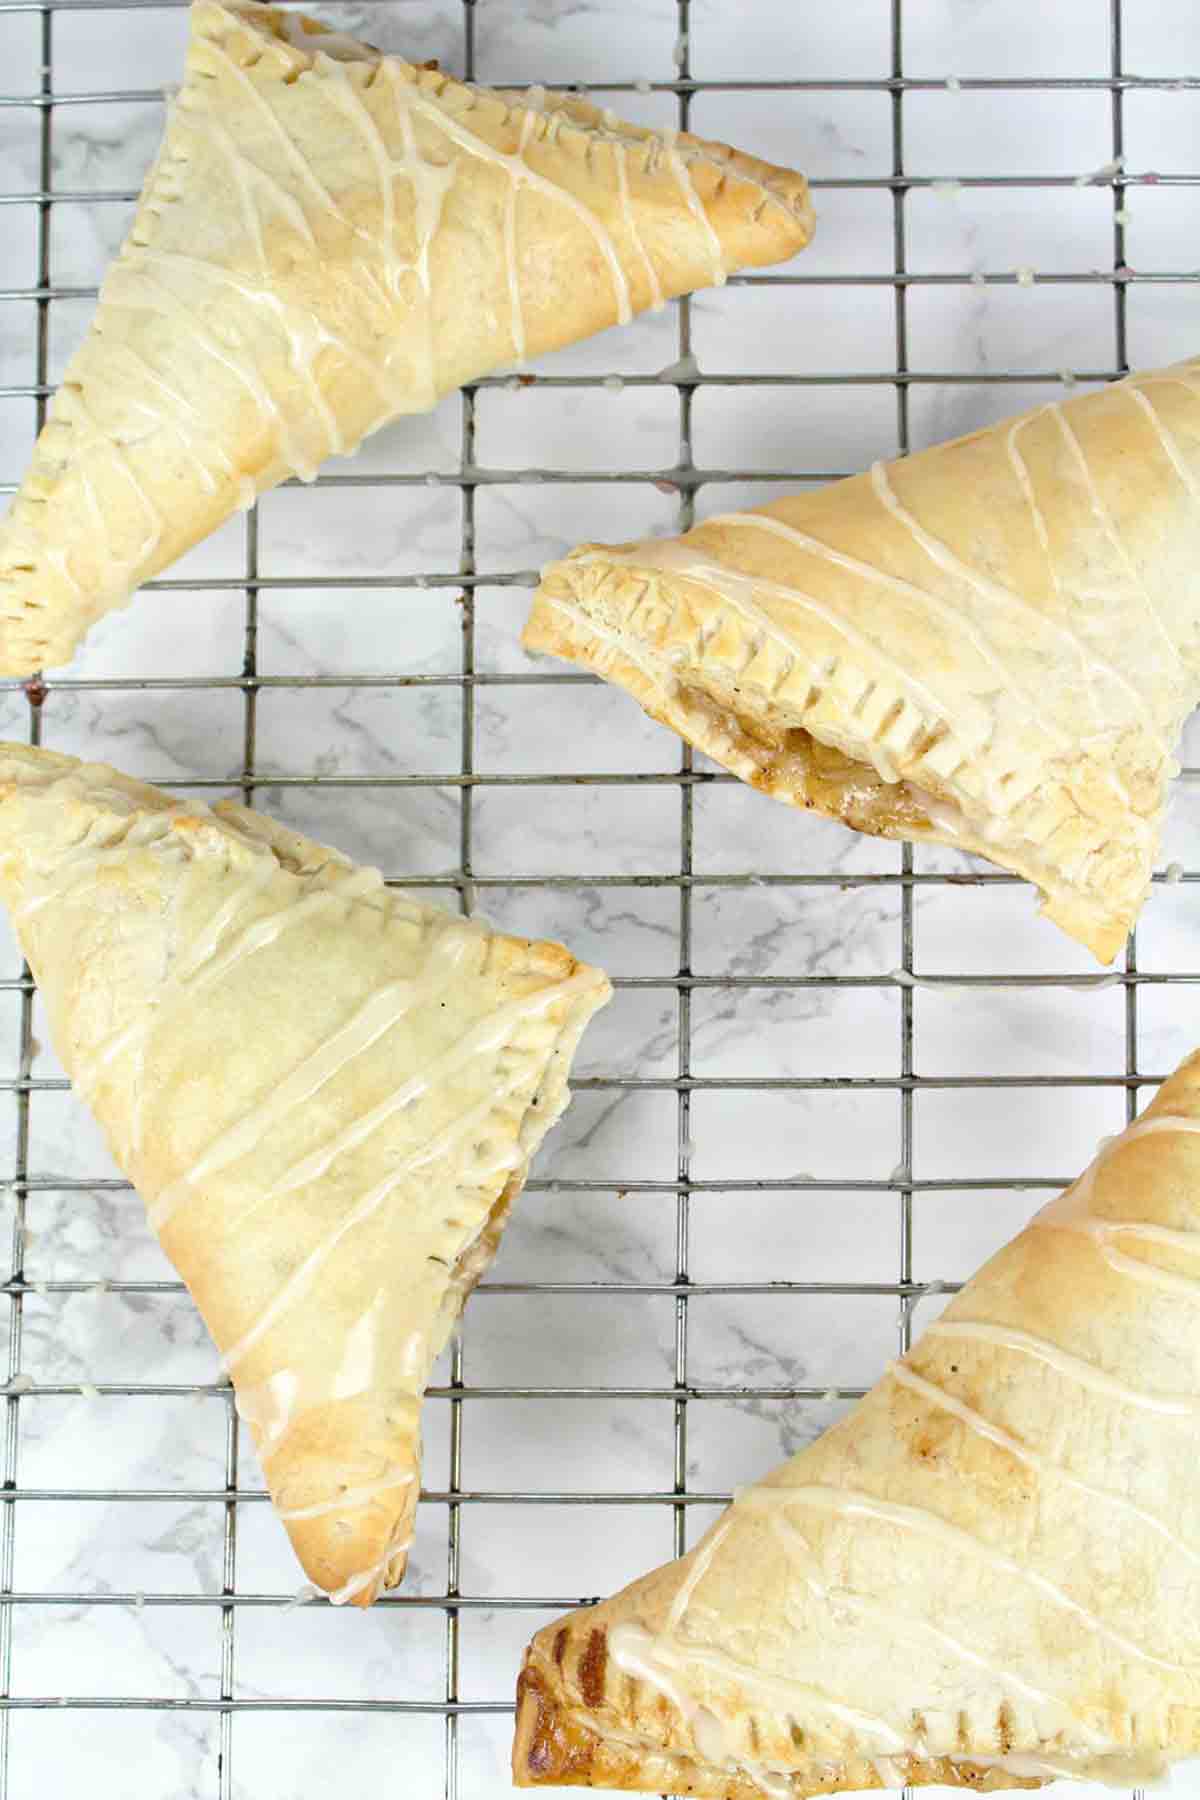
[0,744,609,1604]
[525,362,1200,960]
[515,1048,1200,1793]
[0,0,814,676]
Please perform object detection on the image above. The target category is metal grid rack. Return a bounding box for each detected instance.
[0,0,1196,1796]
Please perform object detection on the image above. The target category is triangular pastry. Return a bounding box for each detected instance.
[515,1048,1200,1793]
[0,0,814,676]
[525,361,1200,960]
[0,744,609,1604]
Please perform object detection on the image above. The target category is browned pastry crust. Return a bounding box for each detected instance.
[514,1051,1200,1791]
[0,0,813,674]
[525,363,1200,959]
[0,744,610,1604]
[514,1658,1045,1796]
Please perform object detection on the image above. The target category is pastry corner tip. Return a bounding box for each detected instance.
[1036,886,1130,967]
[518,588,569,659]
[307,1533,411,1609]
[522,544,618,646]
[513,1623,633,1791]
[189,0,310,57]
[277,1454,420,1609]
[512,1654,577,1788]
[797,184,818,247]
[770,169,816,246]
[348,1540,409,1608]
[555,948,613,1014]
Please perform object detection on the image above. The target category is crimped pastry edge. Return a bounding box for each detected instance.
[523,556,1140,964]
[0,0,814,677]
[513,1650,1047,1797]
[0,742,612,1604]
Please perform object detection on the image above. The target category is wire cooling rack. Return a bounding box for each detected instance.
[0,0,1199,1796]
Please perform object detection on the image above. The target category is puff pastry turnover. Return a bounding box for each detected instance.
[515,1049,1200,1794]
[0,0,814,676]
[0,744,609,1604]
[525,362,1200,960]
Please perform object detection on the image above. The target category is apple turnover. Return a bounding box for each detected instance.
[526,363,1200,959]
[517,1048,1200,1793]
[0,744,609,1604]
[0,0,814,674]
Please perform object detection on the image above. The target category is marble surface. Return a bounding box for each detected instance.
[0,0,1199,1796]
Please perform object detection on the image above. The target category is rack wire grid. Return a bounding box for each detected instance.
[0,0,1199,1795]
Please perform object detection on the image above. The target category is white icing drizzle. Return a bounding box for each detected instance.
[393,75,633,329]
[328,1288,387,1405]
[716,508,1071,752]
[40,539,88,602]
[890,1359,1200,1571]
[276,1468,412,1523]
[218,1084,514,1372]
[200,35,349,227]
[613,140,665,312]
[100,343,228,494]
[172,853,283,973]
[605,1501,954,1796]
[383,68,454,409]
[123,251,340,476]
[214,103,271,272]
[1035,1112,1200,1299]
[236,1351,419,1476]
[504,109,538,362]
[926,1319,1200,1418]
[966,1749,1169,1787]
[870,1757,906,1788]
[67,387,164,567]
[577,542,957,744]
[76,462,111,565]
[739,1484,1190,1674]
[327,1536,411,1606]
[609,1621,910,1758]
[177,41,639,463]
[197,102,319,254]
[1053,1215,1200,1301]
[234,1366,299,1457]
[193,60,438,430]
[276,16,379,64]
[109,260,317,479]
[576,1104,1200,1789]
[731,1754,791,1800]
[543,574,1099,877]
[50,13,776,605]
[219,968,597,1374]
[256,967,590,1205]
[612,1625,812,1798]
[760,1501,1103,1739]
[663,1514,734,1634]
[1004,415,1148,829]
[321,56,456,410]
[1046,399,1184,671]
[608,1623,704,1737]
[541,590,679,720]
[607,1513,983,1787]
[147,922,475,1232]
[875,447,1171,767]
[1124,380,1200,521]
[72,868,362,1101]
[662,127,726,287]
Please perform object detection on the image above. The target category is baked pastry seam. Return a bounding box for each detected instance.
[0,743,610,1604]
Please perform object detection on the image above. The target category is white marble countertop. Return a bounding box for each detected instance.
[1,1,1199,1796]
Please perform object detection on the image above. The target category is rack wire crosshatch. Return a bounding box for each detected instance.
[0,0,1198,1795]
